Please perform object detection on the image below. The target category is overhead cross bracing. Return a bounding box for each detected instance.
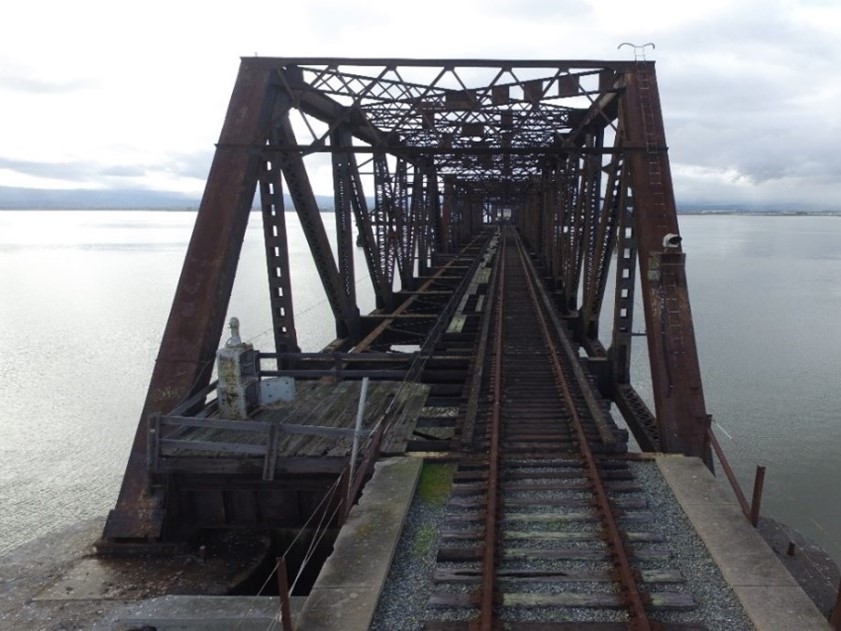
[102,57,712,546]
[262,59,637,217]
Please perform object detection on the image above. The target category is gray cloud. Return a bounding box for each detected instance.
[0,75,95,94]
[0,156,96,181]
[649,1,841,201]
[167,150,213,180]
[485,0,591,20]
[98,165,149,178]
[1,0,839,209]
[0,151,212,187]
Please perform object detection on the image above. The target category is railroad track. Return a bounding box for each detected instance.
[424,227,702,630]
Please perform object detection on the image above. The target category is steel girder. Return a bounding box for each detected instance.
[103,63,277,541]
[104,57,712,543]
[331,128,358,311]
[580,145,624,342]
[620,63,711,463]
[259,131,300,361]
[275,114,361,341]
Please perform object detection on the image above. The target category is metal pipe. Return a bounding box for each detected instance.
[707,427,751,518]
[749,465,766,528]
[276,557,293,630]
[348,377,370,498]
[478,234,506,631]
[831,577,841,629]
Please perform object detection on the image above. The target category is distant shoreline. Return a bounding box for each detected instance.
[2,207,841,216]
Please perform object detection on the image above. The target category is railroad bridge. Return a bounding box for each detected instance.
[98,58,833,628]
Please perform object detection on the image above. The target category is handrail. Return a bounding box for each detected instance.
[706,425,751,517]
[168,380,219,416]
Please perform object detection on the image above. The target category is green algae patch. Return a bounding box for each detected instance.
[416,463,454,506]
[411,523,436,559]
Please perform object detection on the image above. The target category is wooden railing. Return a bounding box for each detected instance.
[148,413,372,480]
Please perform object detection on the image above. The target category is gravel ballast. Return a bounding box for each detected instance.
[371,458,759,630]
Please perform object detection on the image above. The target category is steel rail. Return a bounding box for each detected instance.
[477,232,506,630]
[512,231,652,630]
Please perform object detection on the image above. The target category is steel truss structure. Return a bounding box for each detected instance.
[103,58,710,543]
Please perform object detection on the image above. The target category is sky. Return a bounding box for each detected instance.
[1,0,840,209]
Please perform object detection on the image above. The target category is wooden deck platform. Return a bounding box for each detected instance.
[150,379,430,479]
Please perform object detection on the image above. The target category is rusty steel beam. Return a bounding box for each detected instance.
[373,153,399,294]
[580,145,624,341]
[254,57,639,70]
[103,56,718,547]
[276,114,361,341]
[259,133,300,361]
[620,62,711,464]
[103,62,277,541]
[335,130,391,309]
[331,128,357,310]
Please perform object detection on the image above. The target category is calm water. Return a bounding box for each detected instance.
[1,211,839,573]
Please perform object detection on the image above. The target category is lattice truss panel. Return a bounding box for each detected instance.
[265,59,629,206]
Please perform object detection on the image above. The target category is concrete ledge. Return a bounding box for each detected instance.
[111,595,304,630]
[657,454,830,630]
[296,455,424,630]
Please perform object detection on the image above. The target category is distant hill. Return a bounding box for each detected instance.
[1,186,838,214]
[0,186,200,210]
[0,186,344,211]
[676,202,841,214]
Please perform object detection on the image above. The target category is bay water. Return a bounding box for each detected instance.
[1,210,839,580]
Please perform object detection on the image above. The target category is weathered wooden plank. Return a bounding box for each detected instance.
[422,622,471,631]
[625,531,665,543]
[428,590,478,608]
[435,567,613,583]
[502,496,648,510]
[502,470,585,480]
[502,548,608,561]
[161,380,430,467]
[157,455,346,475]
[437,545,482,562]
[160,439,266,456]
[503,511,597,523]
[647,591,696,609]
[278,423,373,439]
[502,481,592,491]
[503,531,600,541]
[465,624,704,631]
[416,416,458,428]
[486,624,628,631]
[433,567,686,584]
[502,592,624,608]
[381,383,431,453]
[439,530,481,540]
[161,415,269,432]
[280,380,354,455]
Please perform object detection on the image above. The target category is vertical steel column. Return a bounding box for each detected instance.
[373,153,397,289]
[580,150,623,341]
[409,167,425,281]
[440,177,454,257]
[259,139,300,361]
[341,140,390,309]
[276,116,360,341]
[557,154,581,310]
[103,60,276,541]
[622,62,711,463]
[425,165,442,267]
[394,157,413,289]
[331,128,357,310]
[547,169,563,291]
[609,187,637,385]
